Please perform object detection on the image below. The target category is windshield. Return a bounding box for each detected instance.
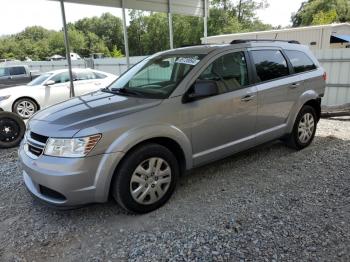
[27,73,53,86]
[106,54,205,99]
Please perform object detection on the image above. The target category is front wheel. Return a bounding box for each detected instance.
[285,105,317,150]
[13,98,38,119]
[112,143,179,214]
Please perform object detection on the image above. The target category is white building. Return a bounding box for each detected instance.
[202,23,350,50]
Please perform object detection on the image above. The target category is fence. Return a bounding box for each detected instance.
[2,49,350,106]
[313,49,350,106]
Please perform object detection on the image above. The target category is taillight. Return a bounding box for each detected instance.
[323,72,327,81]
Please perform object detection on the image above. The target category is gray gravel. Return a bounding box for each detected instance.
[0,118,349,261]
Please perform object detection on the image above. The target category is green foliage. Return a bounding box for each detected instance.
[292,0,350,27]
[0,2,273,60]
[111,48,124,58]
[312,9,338,25]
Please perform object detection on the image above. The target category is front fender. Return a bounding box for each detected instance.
[286,89,320,133]
[105,124,193,169]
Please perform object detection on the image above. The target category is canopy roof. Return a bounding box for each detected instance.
[50,0,206,16]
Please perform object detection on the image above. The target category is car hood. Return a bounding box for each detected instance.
[29,91,162,138]
[0,85,28,94]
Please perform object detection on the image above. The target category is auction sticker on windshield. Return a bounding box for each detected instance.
[176,57,200,66]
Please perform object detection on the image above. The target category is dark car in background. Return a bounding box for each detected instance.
[0,65,40,89]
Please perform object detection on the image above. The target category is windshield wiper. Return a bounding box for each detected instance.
[110,87,146,97]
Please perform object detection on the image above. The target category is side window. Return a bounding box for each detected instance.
[251,50,289,82]
[51,72,70,84]
[285,50,317,73]
[75,71,96,81]
[9,66,26,76]
[0,68,9,77]
[198,51,249,94]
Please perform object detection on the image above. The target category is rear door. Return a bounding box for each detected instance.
[187,50,258,166]
[74,71,102,96]
[249,49,301,141]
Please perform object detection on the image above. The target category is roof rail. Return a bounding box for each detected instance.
[230,39,300,44]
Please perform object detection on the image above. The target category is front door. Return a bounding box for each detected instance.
[187,51,258,166]
[43,72,71,107]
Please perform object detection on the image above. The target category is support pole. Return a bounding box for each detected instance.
[168,0,174,49]
[203,0,208,44]
[121,0,130,68]
[59,0,75,97]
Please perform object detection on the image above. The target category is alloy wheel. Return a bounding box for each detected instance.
[17,100,35,118]
[298,112,315,144]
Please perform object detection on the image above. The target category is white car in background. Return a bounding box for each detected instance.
[0,68,117,118]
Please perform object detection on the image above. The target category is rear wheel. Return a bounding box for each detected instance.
[13,98,38,119]
[0,112,26,148]
[285,105,317,150]
[112,143,179,214]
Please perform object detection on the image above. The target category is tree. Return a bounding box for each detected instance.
[73,13,124,53]
[292,0,350,27]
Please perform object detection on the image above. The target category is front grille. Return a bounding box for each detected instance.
[28,144,43,156]
[30,132,48,144]
[39,185,66,201]
[25,132,47,158]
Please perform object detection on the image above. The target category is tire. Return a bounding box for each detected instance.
[0,112,26,149]
[112,143,179,214]
[13,98,38,119]
[286,105,317,150]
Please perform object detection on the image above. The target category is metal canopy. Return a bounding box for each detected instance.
[51,0,208,98]
[51,0,206,16]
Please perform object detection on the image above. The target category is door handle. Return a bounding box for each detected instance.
[241,94,255,102]
[290,82,301,88]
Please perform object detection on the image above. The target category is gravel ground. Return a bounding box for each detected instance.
[0,118,349,261]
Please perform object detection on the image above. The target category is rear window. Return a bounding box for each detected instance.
[9,66,26,76]
[251,50,289,82]
[285,50,317,73]
[0,67,9,77]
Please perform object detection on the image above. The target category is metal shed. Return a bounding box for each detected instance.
[202,23,350,50]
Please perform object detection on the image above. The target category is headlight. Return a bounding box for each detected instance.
[0,95,11,101]
[44,134,101,158]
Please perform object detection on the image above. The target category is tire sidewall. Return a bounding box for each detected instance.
[293,105,317,149]
[14,98,38,119]
[0,112,26,148]
[113,143,179,214]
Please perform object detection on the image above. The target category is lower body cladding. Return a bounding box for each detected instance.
[18,144,124,207]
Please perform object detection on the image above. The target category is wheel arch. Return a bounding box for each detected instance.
[287,90,321,133]
[303,98,321,122]
[12,96,41,112]
[116,137,187,176]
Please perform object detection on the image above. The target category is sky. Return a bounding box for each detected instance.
[0,0,305,36]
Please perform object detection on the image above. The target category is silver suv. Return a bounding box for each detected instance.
[19,40,326,213]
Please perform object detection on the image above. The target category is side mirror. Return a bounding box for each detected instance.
[45,80,55,86]
[183,80,218,103]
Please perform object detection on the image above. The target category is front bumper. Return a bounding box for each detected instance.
[0,100,12,113]
[18,142,124,207]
